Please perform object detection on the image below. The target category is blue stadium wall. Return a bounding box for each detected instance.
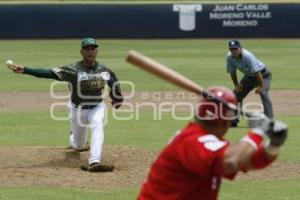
[0,3,299,38]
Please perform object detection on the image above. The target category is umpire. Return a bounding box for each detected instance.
[226,40,273,127]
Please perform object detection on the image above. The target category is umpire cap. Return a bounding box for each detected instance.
[228,40,241,49]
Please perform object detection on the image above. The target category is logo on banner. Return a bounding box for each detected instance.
[209,4,272,27]
[173,4,202,31]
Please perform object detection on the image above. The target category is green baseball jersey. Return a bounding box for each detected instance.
[51,61,122,106]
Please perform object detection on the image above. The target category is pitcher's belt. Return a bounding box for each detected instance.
[74,104,98,109]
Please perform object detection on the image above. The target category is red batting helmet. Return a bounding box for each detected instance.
[195,86,237,127]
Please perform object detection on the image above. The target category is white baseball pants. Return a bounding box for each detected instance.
[68,101,105,165]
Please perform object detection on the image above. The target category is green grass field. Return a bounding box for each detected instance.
[0,39,299,200]
[0,39,299,91]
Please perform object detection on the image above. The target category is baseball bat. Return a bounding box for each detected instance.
[126,50,237,111]
[126,50,204,95]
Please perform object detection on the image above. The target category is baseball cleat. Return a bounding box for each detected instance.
[67,145,90,152]
[81,162,115,172]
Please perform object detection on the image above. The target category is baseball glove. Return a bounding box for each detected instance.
[110,90,123,109]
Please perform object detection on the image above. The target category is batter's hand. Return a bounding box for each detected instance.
[7,63,24,74]
[234,84,243,93]
[255,86,263,94]
[247,112,272,135]
[267,121,288,147]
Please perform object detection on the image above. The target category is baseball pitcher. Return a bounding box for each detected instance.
[6,38,123,172]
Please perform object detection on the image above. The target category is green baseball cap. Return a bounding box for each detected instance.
[81,38,99,48]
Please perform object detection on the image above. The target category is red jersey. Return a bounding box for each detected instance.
[138,122,235,200]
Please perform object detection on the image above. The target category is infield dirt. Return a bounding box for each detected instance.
[0,146,299,189]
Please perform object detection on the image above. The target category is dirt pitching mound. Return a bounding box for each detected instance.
[0,145,156,190]
[0,146,299,190]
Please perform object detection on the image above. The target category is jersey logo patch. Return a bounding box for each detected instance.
[100,72,111,81]
[198,135,227,152]
[78,72,89,81]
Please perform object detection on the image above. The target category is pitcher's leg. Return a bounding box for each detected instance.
[67,101,73,136]
[260,75,274,118]
[69,107,88,150]
[87,103,105,165]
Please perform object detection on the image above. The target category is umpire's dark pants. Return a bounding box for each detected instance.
[233,70,273,124]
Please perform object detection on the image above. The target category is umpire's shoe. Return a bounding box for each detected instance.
[230,122,238,128]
